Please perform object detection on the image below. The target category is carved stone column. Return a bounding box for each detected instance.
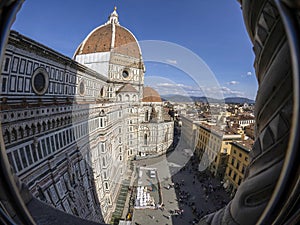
[199,0,299,224]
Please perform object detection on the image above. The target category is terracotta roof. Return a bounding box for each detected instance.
[78,24,113,55]
[74,24,141,58]
[142,87,162,102]
[117,84,138,93]
[113,26,140,58]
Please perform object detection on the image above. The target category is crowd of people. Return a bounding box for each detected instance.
[130,155,231,225]
[167,155,230,224]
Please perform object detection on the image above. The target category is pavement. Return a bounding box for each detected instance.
[132,155,179,225]
[126,149,230,225]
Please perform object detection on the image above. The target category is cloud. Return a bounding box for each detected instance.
[151,83,246,98]
[152,82,204,96]
[156,83,193,90]
[221,86,245,97]
[156,83,174,87]
[156,83,177,87]
[145,77,247,98]
[227,81,239,85]
[241,71,254,78]
[165,59,177,65]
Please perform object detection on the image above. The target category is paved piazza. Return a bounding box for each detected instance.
[132,155,179,225]
[130,145,230,225]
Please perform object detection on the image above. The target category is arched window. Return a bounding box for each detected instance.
[42,121,47,131]
[99,110,105,116]
[100,87,105,97]
[145,110,149,122]
[47,121,51,130]
[117,94,122,102]
[31,124,36,135]
[4,129,10,143]
[56,118,60,127]
[11,128,17,141]
[25,125,30,137]
[37,122,42,133]
[144,134,148,145]
[19,127,24,139]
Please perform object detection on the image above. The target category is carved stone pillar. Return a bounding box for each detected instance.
[199,0,299,224]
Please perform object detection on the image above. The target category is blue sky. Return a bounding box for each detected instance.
[12,0,258,100]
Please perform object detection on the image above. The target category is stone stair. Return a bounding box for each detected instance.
[110,179,130,225]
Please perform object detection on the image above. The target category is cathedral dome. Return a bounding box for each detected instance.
[142,87,162,102]
[74,7,141,59]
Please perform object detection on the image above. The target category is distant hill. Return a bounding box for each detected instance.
[224,97,255,104]
[161,95,194,102]
[161,95,255,104]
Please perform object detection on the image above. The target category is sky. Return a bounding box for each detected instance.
[12,0,258,100]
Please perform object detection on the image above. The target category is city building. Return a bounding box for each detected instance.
[194,122,242,177]
[236,116,255,128]
[244,124,255,140]
[223,140,253,196]
[180,116,197,149]
[1,7,173,223]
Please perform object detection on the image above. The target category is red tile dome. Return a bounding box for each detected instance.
[142,87,162,102]
[74,7,141,59]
